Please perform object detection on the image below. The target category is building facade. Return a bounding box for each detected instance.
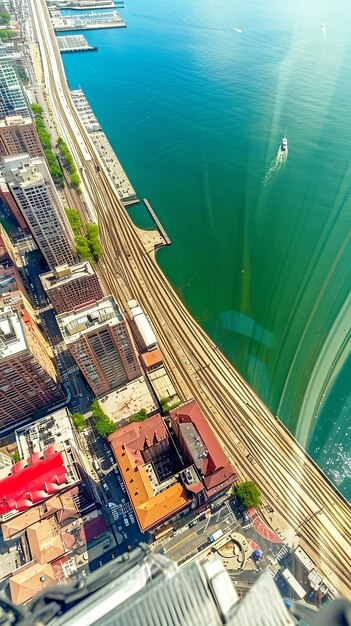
[40,262,104,314]
[0,302,64,432]
[0,63,29,118]
[0,154,76,269]
[0,115,43,159]
[56,296,141,397]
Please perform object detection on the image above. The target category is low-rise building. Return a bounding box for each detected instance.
[170,400,237,499]
[40,262,104,314]
[108,400,237,534]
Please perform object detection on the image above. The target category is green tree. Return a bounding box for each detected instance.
[0,10,10,26]
[86,223,102,260]
[65,208,82,236]
[233,481,261,509]
[11,451,21,462]
[30,102,43,116]
[91,401,117,438]
[130,408,147,423]
[75,235,93,261]
[71,412,85,432]
[70,171,81,189]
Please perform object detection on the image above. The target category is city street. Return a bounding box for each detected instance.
[81,417,145,553]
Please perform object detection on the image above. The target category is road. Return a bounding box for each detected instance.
[30,0,351,598]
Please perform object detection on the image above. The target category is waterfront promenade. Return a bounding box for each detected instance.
[30,0,351,599]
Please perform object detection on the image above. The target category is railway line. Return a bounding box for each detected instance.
[30,0,351,598]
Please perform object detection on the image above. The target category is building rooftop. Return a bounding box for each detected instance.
[0,304,26,359]
[15,408,76,459]
[170,400,237,495]
[9,562,56,605]
[40,261,97,292]
[27,517,65,564]
[0,451,77,520]
[56,295,124,343]
[140,347,163,370]
[0,115,34,128]
[108,414,189,532]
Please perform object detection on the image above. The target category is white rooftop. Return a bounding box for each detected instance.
[0,115,33,128]
[40,261,96,291]
[15,408,76,459]
[56,295,123,343]
[0,306,26,359]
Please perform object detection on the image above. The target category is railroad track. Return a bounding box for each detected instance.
[31,0,351,598]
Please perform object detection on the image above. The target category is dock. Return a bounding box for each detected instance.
[57,34,97,53]
[49,1,117,8]
[71,89,138,206]
[143,198,171,246]
[51,10,125,31]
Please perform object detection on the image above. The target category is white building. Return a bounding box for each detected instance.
[0,154,76,269]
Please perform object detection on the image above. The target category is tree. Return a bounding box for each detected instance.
[70,171,81,189]
[71,412,85,432]
[233,481,261,509]
[91,401,117,438]
[130,408,147,423]
[11,451,21,462]
[30,102,43,116]
[86,223,102,260]
[65,208,82,236]
[75,235,93,262]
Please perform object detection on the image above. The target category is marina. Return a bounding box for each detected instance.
[51,10,125,31]
[142,198,171,246]
[71,89,137,205]
[47,1,117,8]
[57,34,97,53]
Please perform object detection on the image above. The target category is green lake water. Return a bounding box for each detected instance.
[62,0,351,499]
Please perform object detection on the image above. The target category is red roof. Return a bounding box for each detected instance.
[0,452,69,516]
[170,400,237,495]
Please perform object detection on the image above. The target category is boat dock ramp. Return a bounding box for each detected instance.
[143,198,171,246]
[71,89,138,206]
[57,35,97,53]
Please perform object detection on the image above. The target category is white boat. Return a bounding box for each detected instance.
[278,137,288,158]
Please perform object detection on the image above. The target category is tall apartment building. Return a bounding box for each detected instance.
[40,262,104,314]
[0,176,29,231]
[0,154,76,269]
[0,63,29,118]
[0,115,43,159]
[56,296,141,397]
[0,301,64,432]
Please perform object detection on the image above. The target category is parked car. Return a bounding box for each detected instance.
[189,518,199,528]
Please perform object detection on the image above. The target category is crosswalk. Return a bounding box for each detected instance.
[275,544,290,563]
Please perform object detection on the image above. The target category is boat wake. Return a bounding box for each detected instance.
[263,137,289,186]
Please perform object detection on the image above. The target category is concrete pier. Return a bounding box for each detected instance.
[142,198,171,246]
[57,34,97,53]
[71,89,138,206]
[51,10,125,31]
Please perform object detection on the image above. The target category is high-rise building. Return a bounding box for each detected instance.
[0,154,76,269]
[0,115,43,159]
[0,301,64,433]
[0,176,29,232]
[56,296,141,397]
[0,63,29,118]
[40,262,104,314]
